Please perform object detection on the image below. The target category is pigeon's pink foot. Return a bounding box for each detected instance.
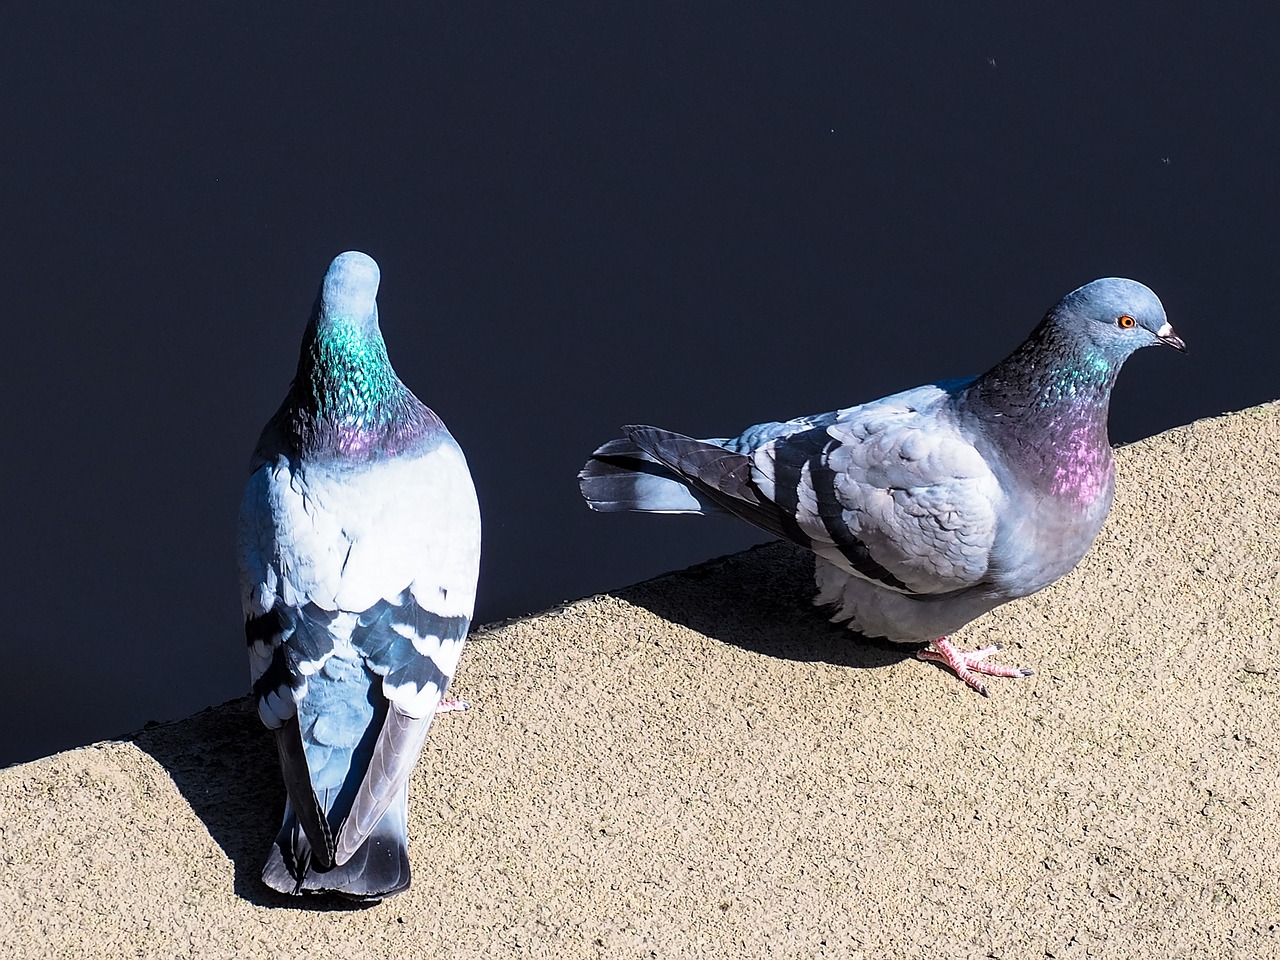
[436,698,471,715]
[915,638,1033,697]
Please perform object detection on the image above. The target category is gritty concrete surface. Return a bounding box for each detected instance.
[2,403,1277,960]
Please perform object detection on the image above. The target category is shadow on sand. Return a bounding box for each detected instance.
[130,542,909,910]
[614,540,914,673]
[129,699,371,911]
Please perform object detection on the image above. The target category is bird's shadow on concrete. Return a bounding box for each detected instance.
[613,540,915,672]
[130,700,370,911]
[128,542,904,911]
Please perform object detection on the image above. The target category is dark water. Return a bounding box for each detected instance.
[2,4,1276,766]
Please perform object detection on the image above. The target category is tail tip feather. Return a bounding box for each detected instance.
[262,810,412,902]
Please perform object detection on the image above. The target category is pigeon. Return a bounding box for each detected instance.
[580,278,1185,695]
[236,251,481,900]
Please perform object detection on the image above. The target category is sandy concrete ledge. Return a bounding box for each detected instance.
[2,403,1277,959]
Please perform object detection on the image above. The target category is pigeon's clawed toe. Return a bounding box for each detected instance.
[915,640,1034,697]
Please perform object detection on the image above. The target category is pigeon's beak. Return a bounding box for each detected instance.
[1155,321,1187,353]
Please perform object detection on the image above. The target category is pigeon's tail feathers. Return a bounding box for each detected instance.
[579,436,725,514]
[262,800,316,896]
[620,425,796,542]
[262,785,412,902]
[262,714,413,901]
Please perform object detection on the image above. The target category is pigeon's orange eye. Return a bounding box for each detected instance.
[1117,315,1137,329]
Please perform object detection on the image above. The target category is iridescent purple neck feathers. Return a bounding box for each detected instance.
[963,318,1120,504]
[960,277,1183,504]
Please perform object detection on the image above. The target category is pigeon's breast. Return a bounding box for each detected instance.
[989,454,1115,598]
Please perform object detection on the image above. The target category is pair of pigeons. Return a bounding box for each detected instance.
[236,251,1184,901]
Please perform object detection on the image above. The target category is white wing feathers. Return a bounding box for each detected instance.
[240,442,480,621]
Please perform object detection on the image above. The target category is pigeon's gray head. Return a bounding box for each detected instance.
[961,276,1186,508]
[318,251,381,330]
[1051,277,1186,362]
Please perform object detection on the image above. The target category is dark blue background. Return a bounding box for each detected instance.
[3,3,1275,765]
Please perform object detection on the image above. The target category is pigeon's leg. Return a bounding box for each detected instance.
[915,639,1033,697]
[435,698,471,714]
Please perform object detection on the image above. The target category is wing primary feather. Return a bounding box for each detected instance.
[273,718,335,869]
[333,708,434,866]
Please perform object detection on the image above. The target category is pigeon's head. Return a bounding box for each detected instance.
[1052,277,1186,362]
[317,251,381,333]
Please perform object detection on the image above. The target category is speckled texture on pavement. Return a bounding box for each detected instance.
[2,403,1277,959]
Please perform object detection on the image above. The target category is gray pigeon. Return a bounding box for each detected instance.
[580,278,1185,695]
[236,251,481,900]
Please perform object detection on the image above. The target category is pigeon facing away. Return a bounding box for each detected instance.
[580,278,1185,695]
[236,252,481,900]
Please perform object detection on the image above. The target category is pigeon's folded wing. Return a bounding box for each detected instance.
[625,385,1002,599]
[323,439,480,865]
[754,394,1002,596]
